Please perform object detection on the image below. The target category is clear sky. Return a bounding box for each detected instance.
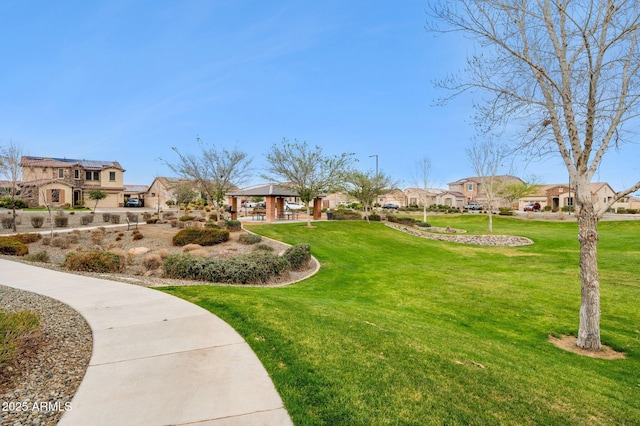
[1,1,639,192]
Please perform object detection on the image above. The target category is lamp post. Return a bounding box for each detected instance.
[369,154,379,176]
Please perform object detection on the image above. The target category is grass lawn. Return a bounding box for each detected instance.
[161,215,640,425]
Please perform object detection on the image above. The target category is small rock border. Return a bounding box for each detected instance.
[386,223,533,246]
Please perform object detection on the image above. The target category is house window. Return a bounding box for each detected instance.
[51,189,60,203]
[58,168,64,178]
[567,197,574,206]
[109,171,116,181]
[74,169,80,179]
[86,171,100,181]
[467,183,474,191]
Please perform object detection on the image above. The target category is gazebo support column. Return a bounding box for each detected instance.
[227,197,238,220]
[265,195,277,223]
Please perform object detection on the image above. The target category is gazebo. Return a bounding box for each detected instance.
[227,183,324,223]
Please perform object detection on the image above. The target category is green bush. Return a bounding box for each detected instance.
[146,217,159,224]
[332,210,362,220]
[1,217,14,229]
[225,220,242,231]
[0,197,28,209]
[179,215,196,222]
[239,233,262,245]
[254,243,274,252]
[63,251,121,273]
[498,207,514,216]
[417,221,431,227]
[0,309,40,374]
[387,215,418,226]
[0,238,28,256]
[283,244,312,271]
[24,251,50,263]
[172,228,230,246]
[367,214,381,221]
[163,251,290,284]
[30,216,45,228]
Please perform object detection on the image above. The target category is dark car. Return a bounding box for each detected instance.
[382,203,399,209]
[125,199,142,207]
[524,202,541,212]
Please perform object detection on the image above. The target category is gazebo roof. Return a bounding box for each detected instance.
[228,183,299,198]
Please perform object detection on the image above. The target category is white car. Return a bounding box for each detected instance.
[285,201,304,211]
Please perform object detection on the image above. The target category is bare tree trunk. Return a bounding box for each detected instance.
[306,204,312,227]
[487,204,493,233]
[576,180,601,350]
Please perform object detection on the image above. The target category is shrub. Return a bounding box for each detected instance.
[42,237,51,246]
[367,214,381,222]
[417,222,432,227]
[172,228,230,246]
[179,215,196,222]
[81,215,94,225]
[628,209,638,214]
[54,216,69,227]
[182,243,203,252]
[225,220,242,232]
[126,212,138,223]
[498,207,514,216]
[157,249,170,259]
[616,207,627,214]
[163,251,290,284]
[0,309,40,376]
[51,237,69,249]
[0,197,28,209]
[66,233,80,244]
[387,215,418,226]
[1,217,14,229]
[332,210,362,220]
[239,233,262,245]
[0,238,28,256]
[90,230,105,245]
[146,218,159,224]
[24,251,49,263]
[283,244,311,271]
[11,233,41,244]
[142,253,163,270]
[110,215,121,224]
[254,243,274,252]
[30,216,45,228]
[133,232,144,241]
[102,213,111,222]
[63,251,121,273]
[204,221,220,228]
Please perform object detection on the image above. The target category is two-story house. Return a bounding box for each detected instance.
[19,156,126,208]
[447,175,524,208]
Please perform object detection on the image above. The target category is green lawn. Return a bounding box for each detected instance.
[162,216,640,425]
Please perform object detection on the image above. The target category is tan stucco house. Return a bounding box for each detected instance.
[19,156,126,208]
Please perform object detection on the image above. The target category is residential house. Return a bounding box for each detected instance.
[124,184,150,206]
[436,190,466,208]
[518,182,618,212]
[19,156,125,208]
[448,175,524,208]
[146,177,195,210]
[404,187,441,207]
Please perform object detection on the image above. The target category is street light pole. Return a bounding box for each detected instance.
[369,154,379,176]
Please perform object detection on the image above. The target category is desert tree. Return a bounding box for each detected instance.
[171,181,198,217]
[345,169,397,222]
[429,0,640,350]
[162,138,252,219]
[411,156,435,223]
[263,138,355,227]
[498,177,540,210]
[87,189,107,212]
[0,141,25,232]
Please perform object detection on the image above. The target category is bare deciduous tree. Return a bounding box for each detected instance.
[411,156,434,223]
[0,141,25,232]
[429,0,640,350]
[466,139,507,233]
[263,138,355,227]
[162,138,252,219]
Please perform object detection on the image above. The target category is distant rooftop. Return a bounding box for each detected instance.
[20,156,125,171]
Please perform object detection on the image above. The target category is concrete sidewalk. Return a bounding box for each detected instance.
[0,259,292,425]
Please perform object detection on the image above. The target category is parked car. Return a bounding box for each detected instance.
[125,199,142,207]
[285,201,304,211]
[242,201,258,208]
[463,201,482,210]
[382,203,399,209]
[524,202,541,212]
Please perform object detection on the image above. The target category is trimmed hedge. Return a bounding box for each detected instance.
[332,210,362,220]
[225,220,242,231]
[238,233,262,245]
[0,238,28,256]
[163,251,291,284]
[63,251,121,273]
[172,228,230,246]
[387,215,419,226]
[11,233,42,244]
[367,214,381,222]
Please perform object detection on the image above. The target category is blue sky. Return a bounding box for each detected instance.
[1,1,639,192]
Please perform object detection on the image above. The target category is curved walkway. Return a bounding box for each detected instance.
[0,259,292,426]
